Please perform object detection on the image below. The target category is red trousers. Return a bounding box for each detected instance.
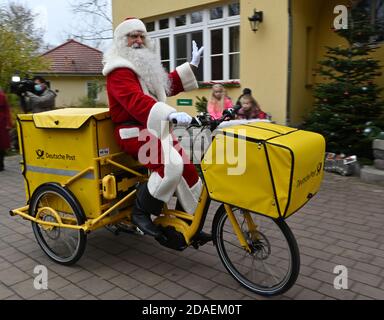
[114,125,201,213]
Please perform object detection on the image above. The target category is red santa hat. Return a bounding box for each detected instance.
[114,17,147,39]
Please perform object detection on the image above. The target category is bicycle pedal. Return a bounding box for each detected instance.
[105,225,120,236]
[135,226,145,236]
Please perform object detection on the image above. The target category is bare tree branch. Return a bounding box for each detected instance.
[67,0,113,49]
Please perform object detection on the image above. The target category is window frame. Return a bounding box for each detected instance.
[86,81,99,102]
[146,2,240,82]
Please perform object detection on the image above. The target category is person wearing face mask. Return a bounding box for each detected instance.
[25,76,56,113]
[103,17,207,240]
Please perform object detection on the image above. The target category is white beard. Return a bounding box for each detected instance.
[104,37,171,97]
[124,47,171,96]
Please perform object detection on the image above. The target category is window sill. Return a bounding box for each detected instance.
[198,80,241,89]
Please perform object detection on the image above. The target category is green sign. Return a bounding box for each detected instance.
[177,99,193,106]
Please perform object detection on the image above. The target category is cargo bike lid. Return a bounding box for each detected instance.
[18,108,110,129]
[218,121,298,142]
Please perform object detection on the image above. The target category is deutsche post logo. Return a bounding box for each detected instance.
[296,162,324,188]
[36,149,45,160]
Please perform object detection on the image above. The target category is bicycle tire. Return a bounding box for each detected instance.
[212,204,300,296]
[29,183,87,265]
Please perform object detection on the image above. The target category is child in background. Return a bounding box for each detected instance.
[207,84,233,119]
[235,87,252,107]
[237,94,268,120]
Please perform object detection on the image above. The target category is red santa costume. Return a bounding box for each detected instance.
[103,18,202,215]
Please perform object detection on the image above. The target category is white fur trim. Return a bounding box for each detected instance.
[103,56,137,76]
[102,56,167,102]
[147,143,183,202]
[175,177,202,214]
[114,19,146,39]
[147,102,176,139]
[176,62,198,92]
[119,127,140,139]
[154,86,167,103]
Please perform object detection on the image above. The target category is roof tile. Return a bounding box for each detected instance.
[40,39,103,74]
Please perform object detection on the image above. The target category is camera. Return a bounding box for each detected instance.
[10,75,36,113]
[10,76,35,96]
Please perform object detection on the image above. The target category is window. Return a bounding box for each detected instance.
[191,11,203,24]
[145,21,155,32]
[147,2,240,82]
[175,14,186,27]
[229,26,240,79]
[159,18,169,30]
[210,7,223,20]
[160,38,170,72]
[87,81,99,101]
[228,3,240,16]
[175,33,188,66]
[211,29,223,80]
[175,32,203,62]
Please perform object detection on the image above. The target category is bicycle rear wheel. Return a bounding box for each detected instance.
[30,183,87,265]
[212,205,300,296]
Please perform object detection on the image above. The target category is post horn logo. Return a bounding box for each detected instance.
[36,149,45,159]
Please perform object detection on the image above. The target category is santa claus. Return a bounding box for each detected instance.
[103,18,204,238]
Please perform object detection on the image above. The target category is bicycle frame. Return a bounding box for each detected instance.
[11,150,255,252]
[11,108,310,295]
[11,151,143,233]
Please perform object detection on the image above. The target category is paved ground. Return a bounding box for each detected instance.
[0,154,384,300]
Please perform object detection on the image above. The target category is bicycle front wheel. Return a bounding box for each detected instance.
[212,205,300,296]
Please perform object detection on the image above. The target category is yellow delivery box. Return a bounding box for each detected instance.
[201,122,325,219]
[17,108,137,218]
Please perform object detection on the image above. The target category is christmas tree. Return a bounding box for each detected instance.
[302,2,384,161]
[195,95,208,113]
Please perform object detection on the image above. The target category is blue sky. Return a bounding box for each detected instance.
[0,0,112,47]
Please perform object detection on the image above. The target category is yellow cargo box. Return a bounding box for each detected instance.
[17,108,137,218]
[201,122,325,219]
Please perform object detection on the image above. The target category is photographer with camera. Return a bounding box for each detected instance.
[23,76,56,113]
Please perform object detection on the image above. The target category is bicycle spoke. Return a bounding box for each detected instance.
[31,185,86,265]
[223,239,245,251]
[213,204,299,295]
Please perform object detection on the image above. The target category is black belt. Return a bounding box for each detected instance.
[118,121,141,126]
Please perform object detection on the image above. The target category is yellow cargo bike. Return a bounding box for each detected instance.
[11,108,325,296]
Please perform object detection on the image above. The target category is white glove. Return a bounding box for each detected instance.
[168,112,192,125]
[190,40,204,67]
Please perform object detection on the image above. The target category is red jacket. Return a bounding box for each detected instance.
[237,106,268,120]
[106,68,184,126]
[0,91,12,150]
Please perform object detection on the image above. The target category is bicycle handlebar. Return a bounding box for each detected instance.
[172,105,242,131]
